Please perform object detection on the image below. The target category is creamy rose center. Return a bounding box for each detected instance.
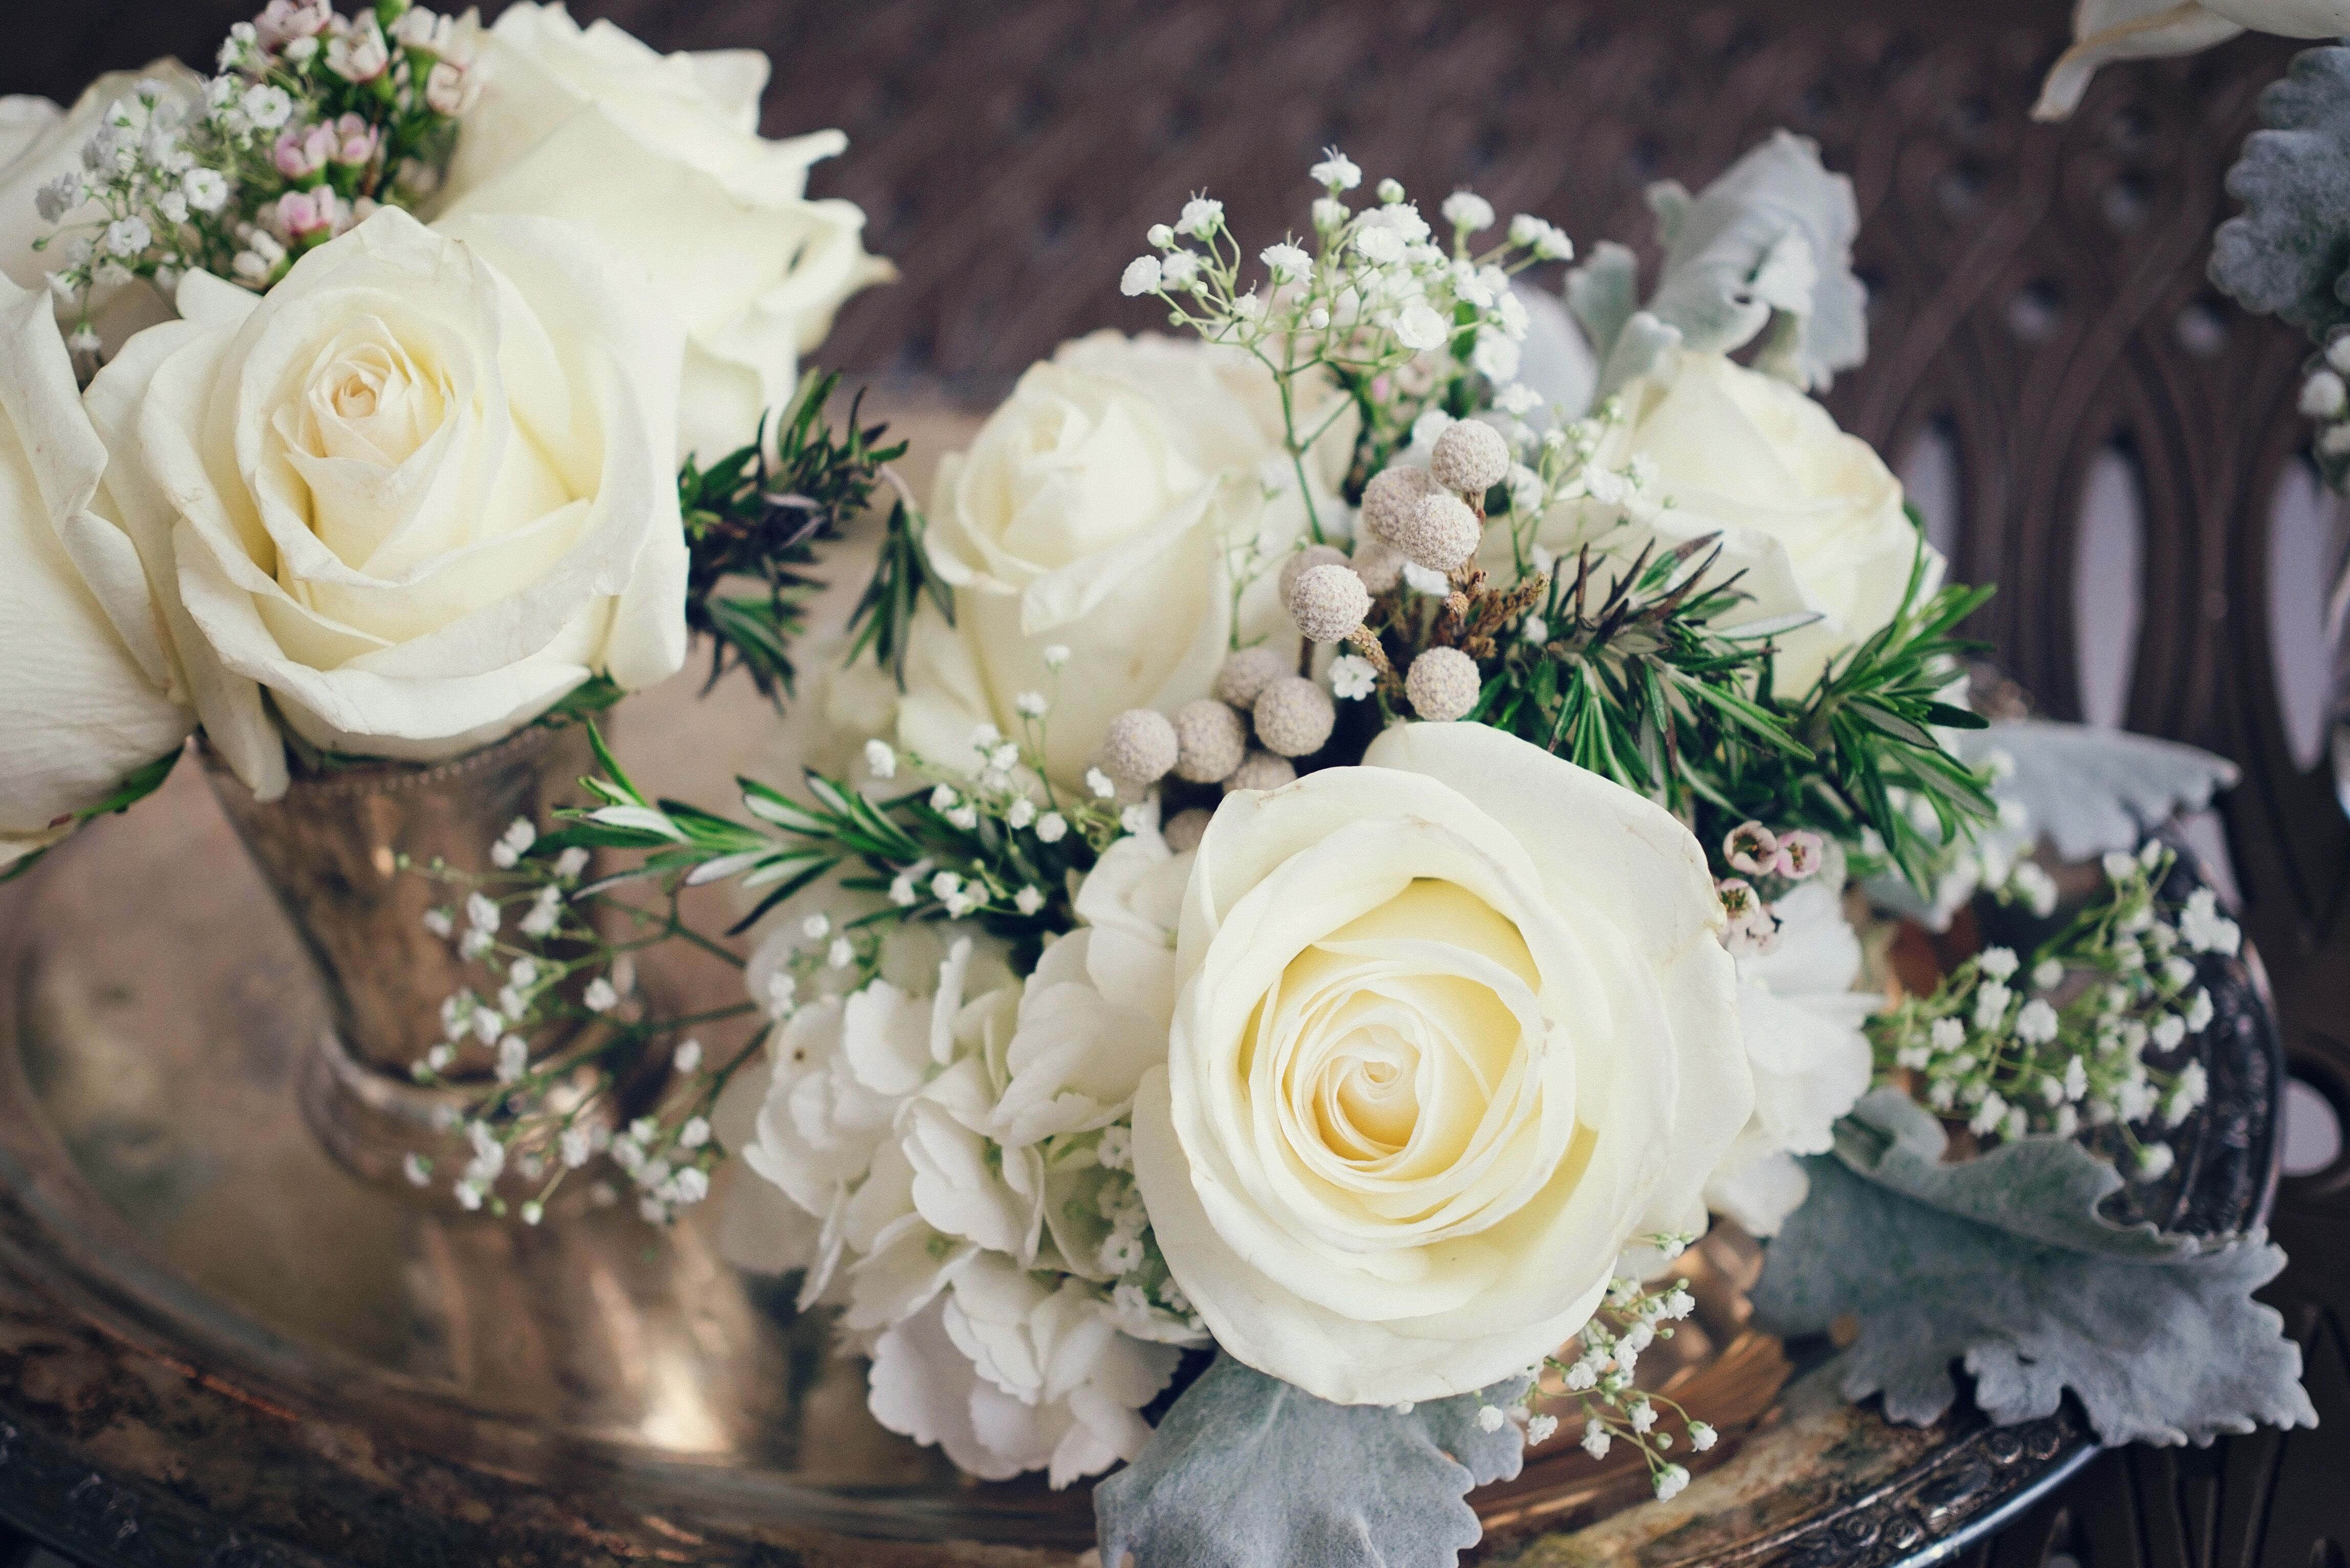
[1247,876,1558,1237]
[293,319,449,472]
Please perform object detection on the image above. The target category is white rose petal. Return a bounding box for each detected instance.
[0,271,193,869]
[432,3,892,463]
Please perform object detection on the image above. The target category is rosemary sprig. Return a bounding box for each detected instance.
[679,369,906,705]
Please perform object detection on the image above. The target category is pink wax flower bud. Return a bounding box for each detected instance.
[328,113,379,166]
[424,59,472,116]
[255,0,333,52]
[269,186,347,243]
[1774,830,1826,881]
[327,16,391,83]
[272,122,333,180]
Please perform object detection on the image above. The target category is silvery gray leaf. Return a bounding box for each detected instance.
[1954,719,2239,862]
[1866,719,2238,928]
[1095,1354,1530,1568]
[1754,1093,2316,1448]
[1630,129,1867,393]
[1511,282,1599,425]
[2210,43,2350,338]
[1562,241,1640,378]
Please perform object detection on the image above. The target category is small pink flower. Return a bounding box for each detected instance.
[327,16,390,82]
[269,186,347,242]
[1722,820,1779,877]
[271,123,333,180]
[1715,878,1782,957]
[328,113,378,166]
[255,0,332,52]
[1774,830,1825,881]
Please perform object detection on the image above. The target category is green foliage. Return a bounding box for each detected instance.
[844,495,954,688]
[1459,527,1993,891]
[1753,1092,2316,1447]
[1095,1354,1530,1568]
[680,370,907,705]
[542,724,1112,951]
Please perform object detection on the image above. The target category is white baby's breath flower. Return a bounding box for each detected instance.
[1260,242,1312,282]
[1015,689,1050,718]
[1041,644,1071,671]
[1328,654,1377,701]
[1310,149,1361,190]
[1177,195,1223,237]
[1085,768,1117,799]
[1015,885,1046,916]
[1119,256,1162,297]
[1036,812,1069,843]
[583,976,620,1013]
[674,1037,703,1073]
[1440,190,1494,233]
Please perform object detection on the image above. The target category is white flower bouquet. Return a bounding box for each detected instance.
[0,7,2320,1566]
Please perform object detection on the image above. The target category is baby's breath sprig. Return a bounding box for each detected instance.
[1870,841,2231,1179]
[1119,154,1572,537]
[32,0,475,346]
[405,817,762,1220]
[1476,1268,1711,1501]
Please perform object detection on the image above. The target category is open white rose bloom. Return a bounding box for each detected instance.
[85,207,690,796]
[1138,723,1751,1405]
[897,331,1355,785]
[436,2,893,464]
[1552,346,1939,698]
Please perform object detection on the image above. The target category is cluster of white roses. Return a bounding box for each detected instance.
[711,150,1942,1490]
[0,2,885,865]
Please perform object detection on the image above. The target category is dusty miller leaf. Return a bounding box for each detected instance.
[1583,129,1866,395]
[2211,43,2350,339]
[1867,719,2238,928]
[1954,720,2239,863]
[1754,1092,2316,1448]
[1095,1354,1529,1568]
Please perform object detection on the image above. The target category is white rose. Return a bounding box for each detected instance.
[85,208,690,796]
[867,1261,1180,1487]
[1134,722,1751,1405]
[1559,348,1937,696]
[436,3,892,463]
[1703,880,1876,1237]
[2035,1,2350,120]
[0,63,200,351]
[0,272,191,867]
[901,331,1356,786]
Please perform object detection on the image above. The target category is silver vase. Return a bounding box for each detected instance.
[200,721,600,1190]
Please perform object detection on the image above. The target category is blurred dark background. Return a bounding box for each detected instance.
[7,2,2349,1563]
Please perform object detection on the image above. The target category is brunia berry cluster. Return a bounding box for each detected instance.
[1869,841,2231,1179]
[32,0,475,345]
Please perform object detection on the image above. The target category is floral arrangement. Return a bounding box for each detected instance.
[0,8,2322,1567]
